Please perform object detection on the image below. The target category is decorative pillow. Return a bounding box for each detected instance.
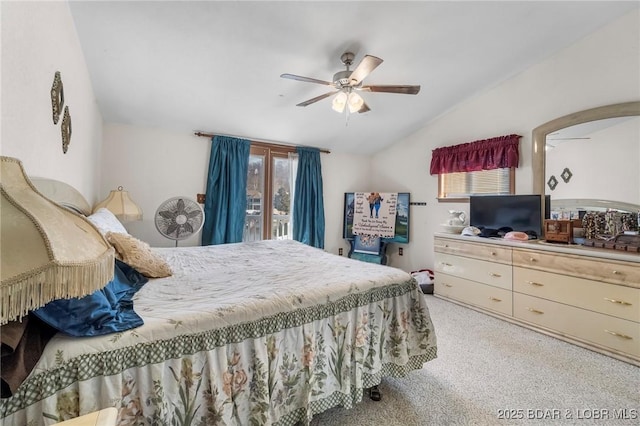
[31,260,148,337]
[87,208,128,236]
[106,232,173,278]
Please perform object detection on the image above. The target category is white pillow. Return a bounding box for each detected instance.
[87,208,128,236]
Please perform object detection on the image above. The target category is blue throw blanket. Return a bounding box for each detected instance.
[32,259,148,337]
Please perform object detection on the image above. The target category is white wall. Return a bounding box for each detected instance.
[101,124,209,247]
[371,10,640,272]
[320,153,372,256]
[102,123,372,249]
[1,1,103,203]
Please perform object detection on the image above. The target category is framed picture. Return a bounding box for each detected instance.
[342,192,410,243]
[353,234,381,255]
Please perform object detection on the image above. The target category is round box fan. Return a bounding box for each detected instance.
[154,196,205,246]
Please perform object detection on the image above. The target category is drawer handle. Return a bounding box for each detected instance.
[440,262,453,267]
[604,330,633,340]
[604,297,632,306]
[526,281,544,287]
[444,283,453,288]
[436,245,459,251]
[612,270,622,275]
[488,297,502,302]
[489,272,502,278]
[529,257,537,262]
[490,251,497,256]
[526,307,544,314]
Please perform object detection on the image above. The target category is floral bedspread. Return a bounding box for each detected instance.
[0,239,437,425]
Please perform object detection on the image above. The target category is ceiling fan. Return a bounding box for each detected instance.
[281,52,420,114]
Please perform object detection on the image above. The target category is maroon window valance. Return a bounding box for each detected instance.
[430,134,521,175]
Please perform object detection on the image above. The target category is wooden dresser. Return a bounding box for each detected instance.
[434,233,640,366]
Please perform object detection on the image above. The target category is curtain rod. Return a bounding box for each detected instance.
[194,131,330,154]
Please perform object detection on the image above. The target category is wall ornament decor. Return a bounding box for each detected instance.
[547,175,558,191]
[560,167,573,183]
[61,106,72,154]
[50,71,64,124]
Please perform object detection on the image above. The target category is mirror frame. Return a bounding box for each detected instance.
[532,101,640,195]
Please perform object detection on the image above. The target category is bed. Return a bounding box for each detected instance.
[1,179,437,425]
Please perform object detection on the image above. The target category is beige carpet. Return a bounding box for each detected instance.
[310,295,639,425]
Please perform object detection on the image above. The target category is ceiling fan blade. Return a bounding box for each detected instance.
[296,91,338,107]
[348,55,383,86]
[361,85,421,95]
[281,73,333,86]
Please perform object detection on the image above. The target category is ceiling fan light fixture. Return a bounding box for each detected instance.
[332,91,347,113]
[282,51,417,113]
[347,92,364,113]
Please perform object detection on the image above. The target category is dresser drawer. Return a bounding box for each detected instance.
[512,248,640,287]
[514,293,640,358]
[514,267,640,322]
[435,273,512,316]
[435,252,512,290]
[434,237,512,264]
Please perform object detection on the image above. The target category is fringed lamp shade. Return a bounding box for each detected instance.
[0,156,115,325]
[93,187,142,222]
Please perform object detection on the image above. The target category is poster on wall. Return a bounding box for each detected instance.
[351,192,398,238]
[342,192,410,243]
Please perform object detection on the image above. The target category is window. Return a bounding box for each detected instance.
[244,144,296,241]
[430,134,520,202]
[438,167,515,201]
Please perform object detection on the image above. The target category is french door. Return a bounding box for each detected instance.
[244,144,296,241]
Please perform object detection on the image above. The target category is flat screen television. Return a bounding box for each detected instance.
[342,192,410,243]
[469,194,550,238]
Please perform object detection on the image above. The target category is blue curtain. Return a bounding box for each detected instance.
[293,147,325,248]
[201,136,250,245]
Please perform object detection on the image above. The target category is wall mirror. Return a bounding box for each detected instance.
[532,101,640,213]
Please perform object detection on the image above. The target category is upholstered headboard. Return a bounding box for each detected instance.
[30,177,92,216]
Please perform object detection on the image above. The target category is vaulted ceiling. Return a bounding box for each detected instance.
[69,1,638,155]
